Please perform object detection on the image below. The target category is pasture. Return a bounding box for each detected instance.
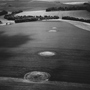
[0,21,90,85]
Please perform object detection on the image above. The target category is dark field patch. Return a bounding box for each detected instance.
[0,49,13,61]
[0,31,31,48]
[0,47,90,84]
[0,1,61,11]
[0,20,90,89]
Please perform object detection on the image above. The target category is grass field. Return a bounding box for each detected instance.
[0,0,90,90]
[0,21,90,89]
[0,0,61,11]
[0,0,90,11]
[0,21,90,80]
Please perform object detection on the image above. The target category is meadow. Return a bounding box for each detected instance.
[0,0,90,90]
[0,21,90,83]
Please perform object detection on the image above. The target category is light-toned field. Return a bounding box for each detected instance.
[15,10,90,31]
[64,2,85,4]
[16,10,90,19]
[61,10,90,19]
[42,19,90,31]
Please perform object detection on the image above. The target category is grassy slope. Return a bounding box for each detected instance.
[16,10,90,20]
[0,1,61,11]
[0,21,90,84]
[0,1,90,89]
[60,10,90,19]
[0,0,90,19]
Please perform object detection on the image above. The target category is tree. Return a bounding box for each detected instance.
[0,10,8,16]
[0,21,2,24]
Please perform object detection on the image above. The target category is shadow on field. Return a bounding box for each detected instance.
[0,31,32,61]
[0,31,31,48]
[0,30,32,74]
[0,86,12,90]
[0,49,13,61]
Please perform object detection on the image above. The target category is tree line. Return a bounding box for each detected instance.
[62,16,90,23]
[4,14,59,23]
[0,10,8,16]
[0,10,23,16]
[84,3,90,12]
[46,3,90,11]
[11,10,23,15]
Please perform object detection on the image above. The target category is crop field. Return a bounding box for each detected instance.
[0,0,61,11]
[0,21,90,87]
[0,0,90,89]
[16,10,90,19]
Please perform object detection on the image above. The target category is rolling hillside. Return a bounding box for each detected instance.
[0,0,61,11]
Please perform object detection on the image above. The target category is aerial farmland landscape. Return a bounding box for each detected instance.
[0,0,90,90]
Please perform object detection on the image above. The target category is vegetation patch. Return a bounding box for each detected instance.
[4,14,59,23]
[0,10,8,16]
[0,21,2,24]
[62,16,90,23]
[46,3,90,12]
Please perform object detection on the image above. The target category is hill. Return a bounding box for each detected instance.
[0,1,61,11]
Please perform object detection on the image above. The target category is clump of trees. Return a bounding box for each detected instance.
[4,9,59,23]
[11,10,23,14]
[84,3,90,12]
[15,16,38,23]
[4,14,15,20]
[62,16,90,23]
[0,10,23,17]
[14,15,59,23]
[4,14,59,23]
[0,21,2,24]
[46,3,90,11]
[4,10,23,20]
[0,10,8,16]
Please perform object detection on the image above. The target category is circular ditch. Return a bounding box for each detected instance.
[24,71,50,83]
